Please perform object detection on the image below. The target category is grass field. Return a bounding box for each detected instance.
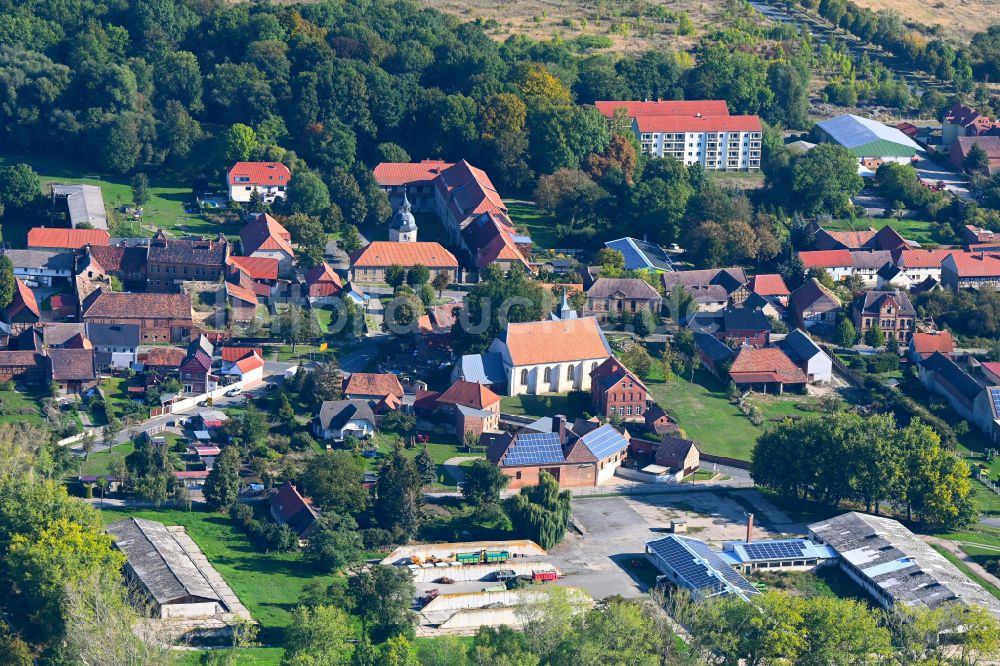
[363,431,484,487]
[177,647,283,665]
[0,152,240,247]
[99,506,325,644]
[0,387,44,425]
[500,391,592,422]
[849,0,989,41]
[78,441,136,477]
[506,201,559,250]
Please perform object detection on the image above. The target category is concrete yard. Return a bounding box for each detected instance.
[545,489,808,601]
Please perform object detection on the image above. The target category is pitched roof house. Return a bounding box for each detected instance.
[4,279,40,330]
[654,436,700,476]
[228,161,291,204]
[146,230,229,292]
[851,290,916,342]
[270,482,319,537]
[728,347,807,393]
[227,255,279,282]
[662,267,748,312]
[777,328,833,382]
[909,331,954,361]
[941,252,1000,290]
[436,380,503,441]
[788,278,842,331]
[349,241,458,284]
[81,289,194,343]
[748,274,790,303]
[27,227,110,250]
[304,262,343,301]
[584,278,661,323]
[950,136,1000,176]
[590,357,649,420]
[343,372,404,404]
[314,399,376,441]
[239,213,295,277]
[47,347,97,392]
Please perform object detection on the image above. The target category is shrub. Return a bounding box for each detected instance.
[361,528,394,550]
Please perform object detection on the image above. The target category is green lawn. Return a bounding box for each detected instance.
[506,200,558,250]
[0,387,44,425]
[78,440,135,477]
[500,392,592,423]
[177,647,283,666]
[362,431,484,488]
[99,506,326,644]
[747,567,873,604]
[823,217,938,246]
[0,152,241,246]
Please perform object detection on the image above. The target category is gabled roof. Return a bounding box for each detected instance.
[748,274,789,296]
[222,347,264,363]
[920,352,983,404]
[51,184,108,229]
[373,160,454,186]
[350,241,458,269]
[814,228,876,250]
[662,268,746,303]
[850,250,894,270]
[729,347,807,385]
[434,160,507,222]
[41,323,87,347]
[635,115,761,133]
[86,244,147,275]
[48,348,96,381]
[815,114,921,153]
[955,136,1000,160]
[943,252,1000,278]
[594,100,730,119]
[893,249,955,269]
[317,399,376,430]
[722,305,771,333]
[586,277,661,300]
[655,436,699,467]
[1,249,73,273]
[853,290,915,317]
[239,213,293,257]
[437,380,502,410]
[106,517,223,606]
[233,352,264,374]
[463,213,529,270]
[604,237,674,272]
[304,262,344,297]
[82,289,191,320]
[344,372,404,398]
[911,331,954,356]
[225,277,259,306]
[27,227,110,249]
[499,317,611,366]
[7,279,40,320]
[590,357,649,395]
[148,230,228,267]
[144,346,187,367]
[227,255,279,281]
[694,331,735,363]
[270,482,318,537]
[778,328,826,364]
[798,249,852,268]
[228,161,290,187]
[455,352,506,386]
[789,278,841,313]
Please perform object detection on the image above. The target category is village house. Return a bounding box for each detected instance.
[435,380,502,441]
[221,349,264,384]
[142,346,187,374]
[270,483,318,542]
[644,403,679,437]
[461,212,531,275]
[78,244,149,291]
[590,357,649,420]
[891,249,954,285]
[777,328,833,382]
[349,241,458,285]
[662,267,748,313]
[239,213,295,278]
[0,351,48,384]
[373,159,451,211]
[47,347,97,393]
[81,289,194,343]
[747,273,790,309]
[654,436,701,478]
[584,278,661,322]
[909,331,955,362]
[222,270,263,324]
[876,263,912,290]
[604,237,675,272]
[27,227,110,251]
[694,331,735,380]
[488,317,611,397]
[950,137,1000,176]
[728,347,807,394]
[146,230,229,292]
[227,255,279,288]
[313,399,377,441]
[812,225,912,253]
[788,278,842,331]
[343,372,404,406]
[594,100,761,170]
[943,102,998,146]
[84,323,140,369]
[1,249,73,288]
[303,262,343,304]
[3,279,40,333]
[919,352,1000,443]
[799,250,853,282]
[487,417,630,489]
[964,225,1000,245]
[179,336,215,394]
[851,291,915,342]
[50,183,107,229]
[941,252,1000,291]
[228,161,291,204]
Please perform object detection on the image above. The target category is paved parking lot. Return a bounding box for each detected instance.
[546,489,807,601]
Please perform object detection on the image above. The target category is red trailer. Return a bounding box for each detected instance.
[532,570,559,582]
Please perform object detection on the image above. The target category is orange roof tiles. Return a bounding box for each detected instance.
[437,380,502,410]
[228,255,279,280]
[944,252,1000,277]
[227,161,291,186]
[222,347,264,362]
[594,100,730,119]
[894,249,956,269]
[344,372,404,398]
[729,347,806,384]
[798,250,853,268]
[304,262,344,297]
[373,160,454,186]
[435,160,507,222]
[634,115,762,133]
[350,241,457,269]
[502,317,610,366]
[234,352,264,374]
[240,213,294,256]
[821,229,876,249]
[27,227,110,249]
[911,331,954,355]
[8,279,39,319]
[748,274,789,296]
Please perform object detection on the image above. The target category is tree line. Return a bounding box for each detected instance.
[752,412,975,527]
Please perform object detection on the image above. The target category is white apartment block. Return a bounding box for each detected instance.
[634,118,762,170]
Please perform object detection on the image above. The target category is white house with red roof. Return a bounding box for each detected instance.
[594,100,761,170]
[227,162,291,204]
[941,252,1000,291]
[239,213,295,278]
[373,159,451,211]
[221,349,264,384]
[304,262,343,304]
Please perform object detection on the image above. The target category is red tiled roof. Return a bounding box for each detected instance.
[911,331,954,355]
[228,255,279,280]
[729,347,807,384]
[594,100,730,119]
[434,160,507,223]
[437,380,502,410]
[305,262,344,297]
[820,229,876,249]
[634,115,762,133]
[894,249,956,269]
[82,290,192,320]
[943,252,1000,277]
[174,470,210,479]
[144,347,187,367]
[344,372,404,398]
[7,279,39,319]
[798,249,853,268]
[222,347,263,362]
[502,317,610,366]
[28,227,110,249]
[373,160,454,186]
[350,241,457,269]
[240,213,294,257]
[227,161,291,186]
[748,274,789,296]
[234,352,263,374]
[225,279,259,306]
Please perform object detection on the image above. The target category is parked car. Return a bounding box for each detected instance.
[225,387,242,397]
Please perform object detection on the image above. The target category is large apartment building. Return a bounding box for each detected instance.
[594,100,762,171]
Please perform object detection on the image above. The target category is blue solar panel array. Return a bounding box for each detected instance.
[990,388,1000,415]
[647,537,726,595]
[683,538,760,596]
[740,540,807,562]
[605,238,674,272]
[504,431,565,466]
[581,424,629,460]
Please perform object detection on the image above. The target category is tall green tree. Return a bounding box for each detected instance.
[0,255,14,309]
[130,172,150,207]
[0,164,40,209]
[281,604,353,666]
[789,143,863,216]
[374,449,423,540]
[219,123,257,164]
[504,471,571,549]
[300,451,367,516]
[203,446,241,510]
[461,459,510,507]
[348,565,416,641]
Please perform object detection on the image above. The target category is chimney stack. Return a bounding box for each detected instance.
[553,414,566,443]
[746,513,754,543]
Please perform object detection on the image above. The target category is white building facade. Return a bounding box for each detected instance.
[634,119,762,170]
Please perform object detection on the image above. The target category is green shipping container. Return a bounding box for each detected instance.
[457,552,482,564]
[484,551,509,563]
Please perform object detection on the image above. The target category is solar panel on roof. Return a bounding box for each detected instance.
[647,538,725,593]
[990,388,1000,414]
[741,541,807,561]
[504,431,565,466]
[683,538,759,596]
[581,424,629,460]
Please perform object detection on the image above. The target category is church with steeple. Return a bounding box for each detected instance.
[389,190,418,243]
